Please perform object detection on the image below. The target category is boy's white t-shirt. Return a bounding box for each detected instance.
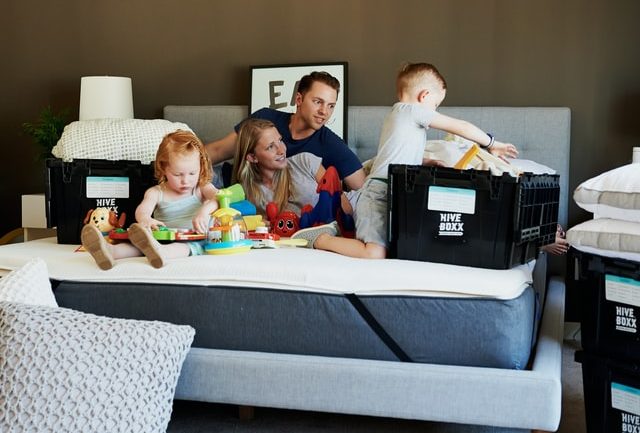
[367,102,437,179]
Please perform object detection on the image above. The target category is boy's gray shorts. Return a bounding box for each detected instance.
[354,179,388,248]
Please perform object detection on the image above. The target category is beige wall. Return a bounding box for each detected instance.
[2,0,639,235]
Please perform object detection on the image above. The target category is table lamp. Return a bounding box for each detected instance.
[79,76,134,120]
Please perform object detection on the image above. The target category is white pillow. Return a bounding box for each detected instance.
[574,164,640,222]
[52,118,193,164]
[0,301,194,433]
[567,218,640,255]
[0,258,57,307]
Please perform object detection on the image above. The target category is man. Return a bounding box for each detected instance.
[205,71,365,191]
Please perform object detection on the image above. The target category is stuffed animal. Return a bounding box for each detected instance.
[266,203,300,238]
[299,166,355,238]
[83,207,126,234]
[299,166,342,229]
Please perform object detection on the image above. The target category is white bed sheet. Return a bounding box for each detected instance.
[0,238,534,300]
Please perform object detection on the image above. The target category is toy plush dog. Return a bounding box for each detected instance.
[83,207,126,234]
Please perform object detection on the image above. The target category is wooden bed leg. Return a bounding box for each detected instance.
[238,405,255,420]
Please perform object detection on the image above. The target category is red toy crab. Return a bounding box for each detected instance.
[266,203,300,237]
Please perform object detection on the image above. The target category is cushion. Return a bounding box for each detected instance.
[0,301,195,433]
[566,218,640,255]
[0,258,57,307]
[573,163,640,222]
[52,118,192,164]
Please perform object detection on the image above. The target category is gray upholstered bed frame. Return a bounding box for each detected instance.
[164,105,571,432]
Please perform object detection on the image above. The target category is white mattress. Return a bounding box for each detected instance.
[0,238,534,300]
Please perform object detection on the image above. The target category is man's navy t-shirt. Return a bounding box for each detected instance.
[235,108,362,180]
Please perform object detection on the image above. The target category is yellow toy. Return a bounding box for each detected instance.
[204,184,253,255]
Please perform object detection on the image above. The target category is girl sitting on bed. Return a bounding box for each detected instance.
[232,118,353,231]
[81,130,220,270]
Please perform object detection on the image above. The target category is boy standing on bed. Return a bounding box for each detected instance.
[291,62,519,258]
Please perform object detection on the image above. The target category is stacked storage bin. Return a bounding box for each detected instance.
[567,157,640,433]
[44,118,191,244]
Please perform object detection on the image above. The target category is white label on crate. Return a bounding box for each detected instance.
[86,177,130,199]
[427,186,476,214]
[607,274,640,309]
[612,382,640,417]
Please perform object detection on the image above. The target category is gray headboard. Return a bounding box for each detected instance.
[164,105,571,228]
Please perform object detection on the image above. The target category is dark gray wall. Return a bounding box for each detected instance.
[2,0,639,236]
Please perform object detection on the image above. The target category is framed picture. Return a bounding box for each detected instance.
[250,62,348,141]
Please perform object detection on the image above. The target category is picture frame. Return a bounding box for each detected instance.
[250,62,348,141]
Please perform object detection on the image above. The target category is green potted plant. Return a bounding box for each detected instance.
[22,106,70,160]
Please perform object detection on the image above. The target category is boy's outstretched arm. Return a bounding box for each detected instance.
[429,113,518,159]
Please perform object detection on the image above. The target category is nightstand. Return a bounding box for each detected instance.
[22,194,56,241]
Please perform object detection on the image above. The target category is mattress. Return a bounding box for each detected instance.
[0,238,542,369]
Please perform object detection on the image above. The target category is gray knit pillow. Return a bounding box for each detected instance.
[0,301,194,433]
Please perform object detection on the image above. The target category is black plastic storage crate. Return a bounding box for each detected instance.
[576,350,640,433]
[387,165,560,269]
[45,158,156,244]
[570,248,640,361]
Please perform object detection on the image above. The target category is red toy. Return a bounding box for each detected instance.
[246,230,280,241]
[266,203,300,238]
[299,166,355,238]
[108,227,206,242]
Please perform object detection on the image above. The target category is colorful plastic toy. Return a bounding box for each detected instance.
[108,228,129,241]
[204,239,253,255]
[108,226,206,242]
[205,184,254,255]
[153,226,206,241]
[248,227,307,249]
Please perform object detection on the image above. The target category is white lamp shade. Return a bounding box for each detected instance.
[79,76,134,120]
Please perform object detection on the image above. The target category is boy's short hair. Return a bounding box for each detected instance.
[297,71,340,95]
[397,63,447,95]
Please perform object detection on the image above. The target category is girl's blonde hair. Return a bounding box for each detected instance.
[232,118,291,213]
[154,129,212,187]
